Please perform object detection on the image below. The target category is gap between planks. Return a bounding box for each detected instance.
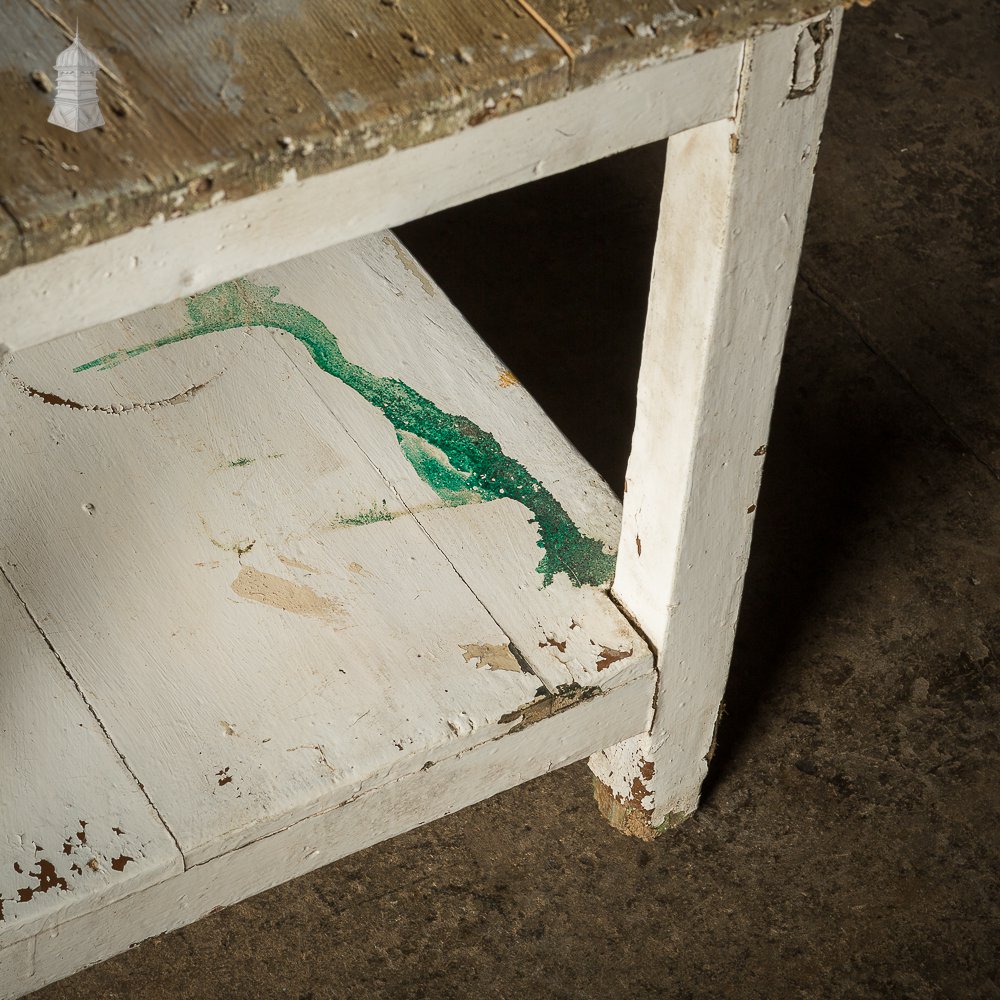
[0,562,185,862]
[269,330,554,694]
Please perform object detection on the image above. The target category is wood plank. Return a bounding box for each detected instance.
[0,0,849,279]
[0,42,742,353]
[0,232,652,873]
[590,14,843,835]
[0,572,181,950]
[0,670,652,1000]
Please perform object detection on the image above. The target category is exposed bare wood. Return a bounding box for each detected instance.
[0,0,858,277]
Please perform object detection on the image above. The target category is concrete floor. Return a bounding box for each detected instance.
[37,1,998,997]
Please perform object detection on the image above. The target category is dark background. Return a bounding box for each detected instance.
[39,0,999,997]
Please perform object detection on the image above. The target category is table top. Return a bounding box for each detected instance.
[0,0,849,278]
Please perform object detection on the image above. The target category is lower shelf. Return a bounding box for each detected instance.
[0,232,653,997]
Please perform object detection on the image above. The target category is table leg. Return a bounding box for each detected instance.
[590,12,842,838]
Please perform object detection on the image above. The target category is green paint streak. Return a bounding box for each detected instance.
[228,457,254,468]
[75,279,616,587]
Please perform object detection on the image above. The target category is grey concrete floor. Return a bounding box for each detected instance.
[37,1,999,997]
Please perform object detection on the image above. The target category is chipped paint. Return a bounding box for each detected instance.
[231,565,344,626]
[498,682,601,734]
[460,642,522,673]
[789,14,833,98]
[15,859,68,902]
[595,645,633,672]
[382,233,436,297]
[592,754,692,840]
[9,372,216,412]
[75,279,616,587]
[276,553,321,574]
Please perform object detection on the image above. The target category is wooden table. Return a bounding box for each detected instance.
[0,2,852,994]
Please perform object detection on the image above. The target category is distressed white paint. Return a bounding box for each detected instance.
[590,13,842,829]
[0,44,741,353]
[0,232,654,995]
[0,572,181,949]
[0,671,650,1000]
[278,234,649,694]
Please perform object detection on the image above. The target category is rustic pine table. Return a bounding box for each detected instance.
[0,1,852,994]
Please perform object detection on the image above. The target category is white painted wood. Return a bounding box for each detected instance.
[0,229,653,911]
[590,13,842,832]
[277,233,650,695]
[0,670,651,1000]
[0,330,528,867]
[0,572,181,949]
[0,44,741,353]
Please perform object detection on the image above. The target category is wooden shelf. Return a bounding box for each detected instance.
[0,232,653,995]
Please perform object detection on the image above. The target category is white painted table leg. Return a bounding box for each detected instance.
[589,12,842,838]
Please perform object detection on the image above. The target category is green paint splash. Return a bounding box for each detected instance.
[75,279,616,587]
[335,500,396,527]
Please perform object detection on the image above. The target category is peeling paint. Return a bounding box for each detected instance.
[595,645,633,672]
[382,234,436,297]
[74,279,616,587]
[498,682,600,734]
[10,372,216,413]
[231,564,345,626]
[277,553,321,574]
[460,642,523,673]
[789,14,833,99]
[16,859,69,902]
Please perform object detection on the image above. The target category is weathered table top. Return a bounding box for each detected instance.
[0,0,853,278]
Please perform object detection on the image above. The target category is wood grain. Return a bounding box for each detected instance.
[0,0,856,276]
